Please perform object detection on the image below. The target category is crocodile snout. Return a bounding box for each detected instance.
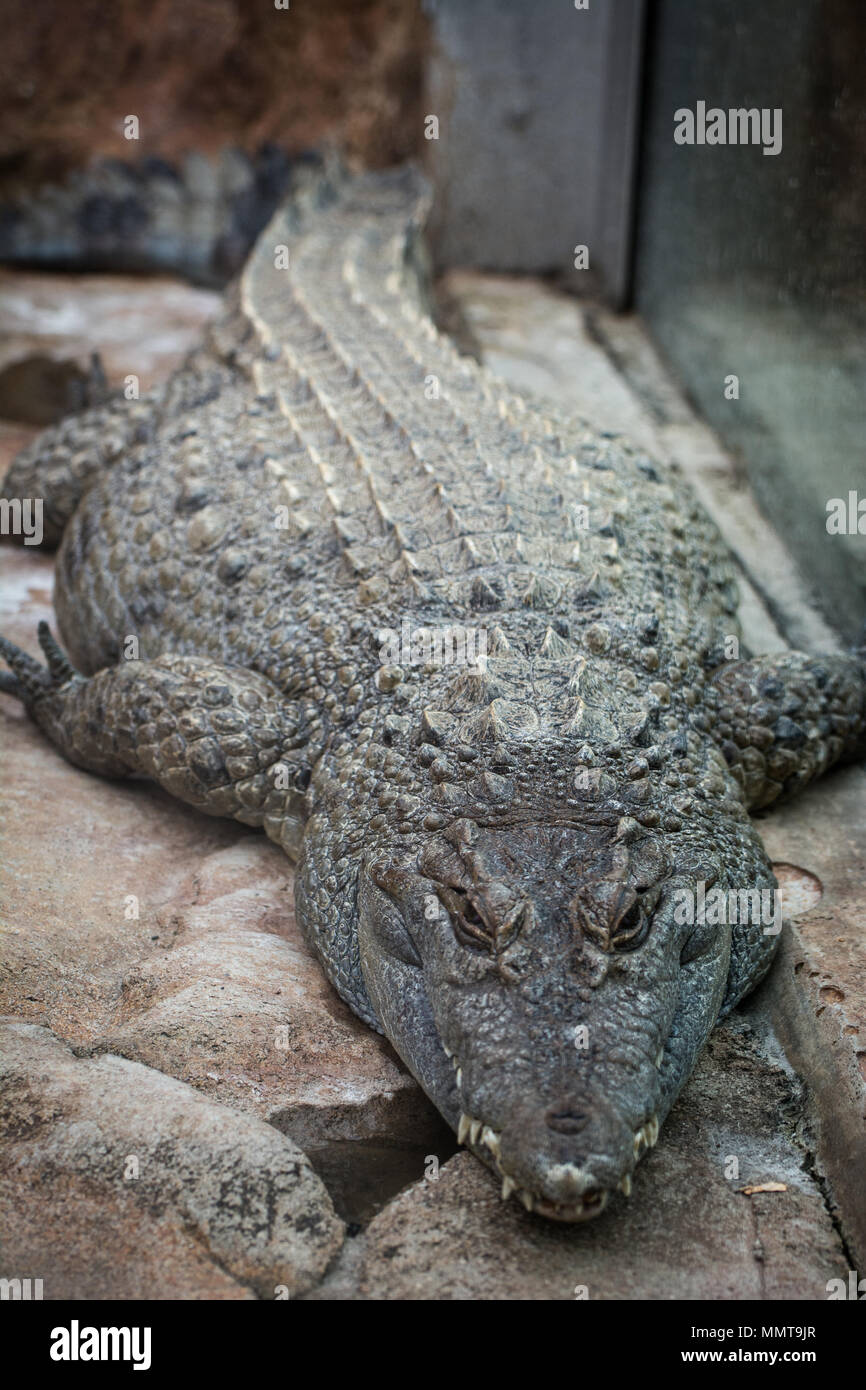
[455,1081,657,1221]
[498,1093,636,1212]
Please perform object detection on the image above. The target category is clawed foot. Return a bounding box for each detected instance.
[0,622,80,707]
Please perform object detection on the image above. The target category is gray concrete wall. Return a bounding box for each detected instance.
[635,0,866,642]
[424,0,646,304]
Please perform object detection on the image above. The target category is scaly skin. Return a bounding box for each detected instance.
[3,166,866,1221]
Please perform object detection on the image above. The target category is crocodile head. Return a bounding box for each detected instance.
[358,815,733,1220]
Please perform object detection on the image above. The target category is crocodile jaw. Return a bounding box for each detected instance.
[452,1062,661,1221]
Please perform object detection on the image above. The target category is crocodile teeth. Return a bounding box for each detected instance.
[443,1044,452,1059]
[655,1048,664,1068]
[632,1116,660,1158]
[619,1174,632,1197]
[482,1125,500,1156]
[501,1185,610,1222]
[455,1067,462,1089]
[457,1108,610,1223]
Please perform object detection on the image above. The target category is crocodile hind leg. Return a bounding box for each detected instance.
[1,316,241,550]
[0,623,319,858]
[1,392,157,548]
[708,647,866,1014]
[709,648,866,810]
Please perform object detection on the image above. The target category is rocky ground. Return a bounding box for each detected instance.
[0,269,863,1299]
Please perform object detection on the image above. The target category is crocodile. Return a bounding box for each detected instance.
[2,164,865,1222]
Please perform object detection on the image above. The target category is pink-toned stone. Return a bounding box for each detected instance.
[760,769,866,1265]
[0,1021,343,1300]
[0,269,219,397]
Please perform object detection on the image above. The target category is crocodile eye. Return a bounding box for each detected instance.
[611,899,650,952]
[437,886,492,952]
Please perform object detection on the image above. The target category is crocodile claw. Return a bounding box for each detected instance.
[0,623,79,705]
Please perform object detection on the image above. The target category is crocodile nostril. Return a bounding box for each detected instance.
[545,1106,589,1135]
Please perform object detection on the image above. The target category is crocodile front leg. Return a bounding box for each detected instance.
[709,649,866,810]
[0,624,318,857]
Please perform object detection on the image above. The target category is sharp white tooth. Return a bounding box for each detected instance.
[482,1125,500,1156]
[469,1119,482,1145]
[648,1116,659,1146]
[455,1067,462,1088]
[655,1048,664,1068]
[457,1113,471,1144]
[501,1176,516,1201]
[519,1188,534,1212]
[619,1174,632,1197]
[443,1044,452,1059]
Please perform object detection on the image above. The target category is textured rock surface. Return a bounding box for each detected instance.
[760,782,866,1266]
[0,0,426,184]
[0,4,428,281]
[0,269,220,411]
[0,1021,343,1299]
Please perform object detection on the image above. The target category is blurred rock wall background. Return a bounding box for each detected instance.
[0,0,427,180]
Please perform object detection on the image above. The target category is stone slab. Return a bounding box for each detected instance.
[0,1020,343,1300]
